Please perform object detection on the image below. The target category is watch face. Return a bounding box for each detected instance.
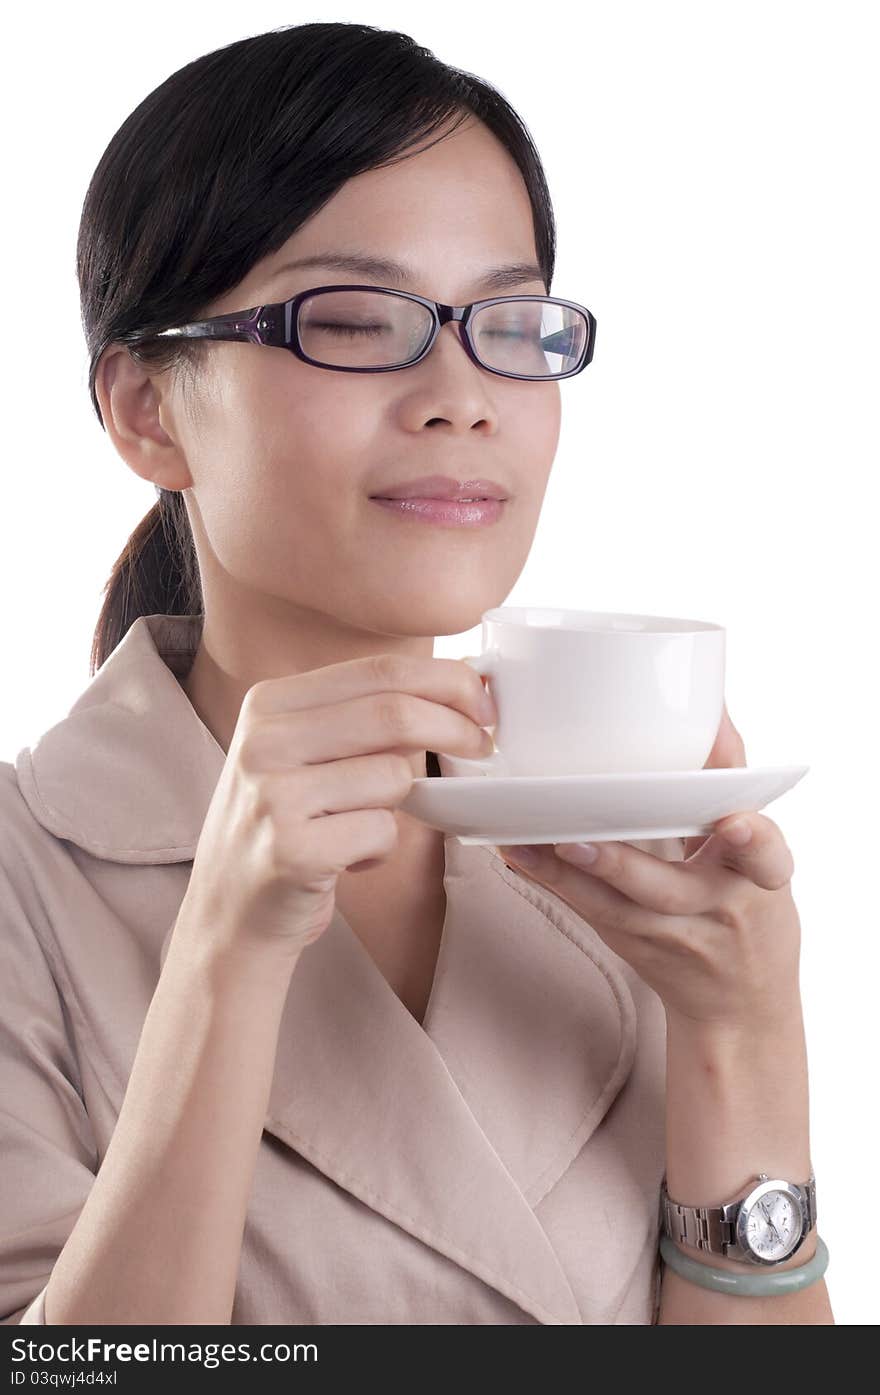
[743,1187,801,1261]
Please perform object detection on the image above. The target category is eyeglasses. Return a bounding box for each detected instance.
[152,284,596,381]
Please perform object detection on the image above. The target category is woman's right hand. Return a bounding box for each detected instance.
[172,653,497,961]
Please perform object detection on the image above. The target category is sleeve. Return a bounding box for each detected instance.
[0,859,99,1324]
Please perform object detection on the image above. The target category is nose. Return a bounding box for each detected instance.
[429,318,470,359]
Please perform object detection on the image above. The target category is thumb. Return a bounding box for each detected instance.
[682,701,748,860]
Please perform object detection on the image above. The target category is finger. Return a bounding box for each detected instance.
[496,837,717,929]
[683,701,748,860]
[713,700,747,767]
[250,652,493,729]
[687,813,796,892]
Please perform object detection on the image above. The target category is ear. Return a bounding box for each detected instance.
[95,344,194,491]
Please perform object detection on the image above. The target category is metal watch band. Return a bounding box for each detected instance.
[660,1173,817,1260]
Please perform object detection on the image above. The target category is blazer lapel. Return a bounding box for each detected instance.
[159,831,640,1326]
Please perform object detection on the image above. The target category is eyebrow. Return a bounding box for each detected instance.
[265,251,547,295]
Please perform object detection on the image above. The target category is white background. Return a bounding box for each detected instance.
[1,1,877,1324]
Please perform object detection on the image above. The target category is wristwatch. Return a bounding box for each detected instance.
[660,1171,817,1266]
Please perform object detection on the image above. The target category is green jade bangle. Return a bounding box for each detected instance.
[659,1233,830,1297]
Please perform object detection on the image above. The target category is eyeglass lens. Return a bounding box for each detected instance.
[295,290,588,376]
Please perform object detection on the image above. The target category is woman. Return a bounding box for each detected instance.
[0,21,831,1325]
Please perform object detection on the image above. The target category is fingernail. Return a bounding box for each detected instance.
[722,817,752,846]
[556,842,599,866]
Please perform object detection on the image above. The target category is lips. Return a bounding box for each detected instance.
[369,475,508,501]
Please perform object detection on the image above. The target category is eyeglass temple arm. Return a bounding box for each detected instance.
[155,304,282,346]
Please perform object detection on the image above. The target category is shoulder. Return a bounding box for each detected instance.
[0,758,59,873]
[0,760,71,950]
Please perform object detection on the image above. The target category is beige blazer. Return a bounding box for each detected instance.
[0,614,684,1326]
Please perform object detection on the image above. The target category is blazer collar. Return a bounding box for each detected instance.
[15,613,644,1325]
[15,614,225,863]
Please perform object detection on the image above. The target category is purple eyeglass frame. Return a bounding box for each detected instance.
[151,284,596,381]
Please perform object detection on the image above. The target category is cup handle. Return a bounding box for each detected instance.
[460,651,506,776]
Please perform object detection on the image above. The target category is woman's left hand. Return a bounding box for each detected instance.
[496,703,802,1030]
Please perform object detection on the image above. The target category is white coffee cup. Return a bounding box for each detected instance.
[451,606,726,776]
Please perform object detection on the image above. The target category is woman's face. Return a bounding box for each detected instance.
[109,115,562,644]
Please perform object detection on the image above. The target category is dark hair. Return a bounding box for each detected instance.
[81,21,557,677]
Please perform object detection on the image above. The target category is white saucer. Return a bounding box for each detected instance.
[400,759,810,846]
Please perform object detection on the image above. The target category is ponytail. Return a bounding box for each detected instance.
[89,489,202,677]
